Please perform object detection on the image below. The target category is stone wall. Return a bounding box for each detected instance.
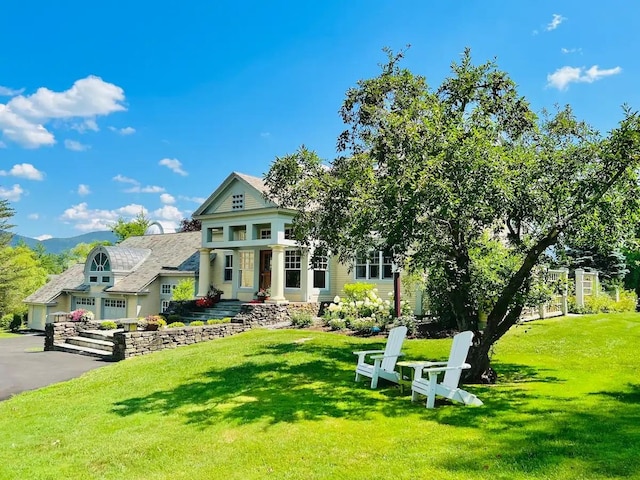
[44,320,103,350]
[286,302,321,317]
[112,323,248,360]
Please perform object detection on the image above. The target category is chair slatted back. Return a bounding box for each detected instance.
[442,331,474,389]
[382,326,408,372]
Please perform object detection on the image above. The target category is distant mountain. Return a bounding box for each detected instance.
[9,231,118,254]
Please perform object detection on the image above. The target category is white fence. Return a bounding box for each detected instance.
[520,268,569,321]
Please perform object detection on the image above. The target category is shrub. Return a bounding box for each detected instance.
[349,317,379,334]
[390,315,417,336]
[99,321,118,330]
[0,313,12,330]
[290,311,313,328]
[167,321,185,328]
[342,283,375,300]
[168,314,182,323]
[568,289,637,314]
[327,318,347,330]
[207,318,231,325]
[190,321,204,326]
[144,315,166,331]
[68,309,94,322]
[9,313,22,332]
[172,279,195,302]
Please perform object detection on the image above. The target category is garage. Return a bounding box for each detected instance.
[103,298,126,319]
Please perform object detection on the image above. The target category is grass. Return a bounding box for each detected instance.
[0,330,20,338]
[0,313,639,479]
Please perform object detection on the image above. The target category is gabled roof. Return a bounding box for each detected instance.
[192,171,274,217]
[24,231,201,304]
[24,264,86,304]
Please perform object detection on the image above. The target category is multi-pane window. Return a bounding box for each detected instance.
[161,284,175,295]
[104,299,125,308]
[284,226,293,240]
[232,226,247,241]
[232,194,244,210]
[355,251,394,280]
[75,297,95,306]
[239,251,254,288]
[90,252,110,271]
[313,256,328,289]
[161,299,170,312]
[259,228,271,239]
[89,276,98,283]
[285,250,302,288]
[102,276,110,283]
[224,254,233,282]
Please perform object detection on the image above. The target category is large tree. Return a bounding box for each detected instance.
[264,49,640,382]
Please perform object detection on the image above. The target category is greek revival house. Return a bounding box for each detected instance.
[25,232,201,330]
[192,172,407,307]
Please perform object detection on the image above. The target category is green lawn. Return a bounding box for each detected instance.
[0,330,20,338]
[1,314,638,480]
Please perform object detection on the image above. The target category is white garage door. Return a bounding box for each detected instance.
[103,299,126,320]
[72,296,97,317]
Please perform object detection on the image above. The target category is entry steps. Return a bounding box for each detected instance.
[53,329,117,360]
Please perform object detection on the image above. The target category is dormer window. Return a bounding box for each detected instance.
[232,194,244,210]
[90,252,111,272]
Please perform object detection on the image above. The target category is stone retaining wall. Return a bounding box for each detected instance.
[44,320,103,350]
[286,302,321,317]
[112,323,248,360]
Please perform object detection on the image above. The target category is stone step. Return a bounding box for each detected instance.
[79,329,121,341]
[53,342,114,360]
[66,336,114,352]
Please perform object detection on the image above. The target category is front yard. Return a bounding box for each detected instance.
[0,313,638,479]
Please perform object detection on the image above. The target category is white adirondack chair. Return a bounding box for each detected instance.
[353,325,407,389]
[410,330,483,408]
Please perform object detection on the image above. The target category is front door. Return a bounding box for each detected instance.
[259,250,272,291]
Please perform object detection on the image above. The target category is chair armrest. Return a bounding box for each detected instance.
[413,363,471,381]
[353,350,385,356]
[370,352,405,360]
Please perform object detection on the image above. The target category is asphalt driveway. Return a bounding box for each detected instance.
[0,333,110,401]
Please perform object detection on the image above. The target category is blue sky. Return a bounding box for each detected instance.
[1,1,638,239]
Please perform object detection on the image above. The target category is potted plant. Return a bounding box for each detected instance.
[208,285,223,303]
[145,315,166,331]
[255,288,270,303]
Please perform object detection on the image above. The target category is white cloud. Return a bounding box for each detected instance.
[260,132,271,138]
[77,184,91,196]
[109,125,135,135]
[64,139,90,151]
[546,14,565,31]
[125,185,165,193]
[0,184,24,201]
[28,213,39,220]
[0,163,44,180]
[35,234,53,241]
[0,86,24,96]
[0,104,55,148]
[160,193,175,204]
[113,174,139,185]
[159,158,188,176]
[0,75,125,148]
[60,202,148,231]
[178,195,206,204]
[71,118,99,133]
[561,47,582,55]
[153,205,183,224]
[547,65,622,90]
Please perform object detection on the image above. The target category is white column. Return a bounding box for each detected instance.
[575,268,584,307]
[197,248,212,297]
[560,268,569,315]
[300,249,310,302]
[269,245,287,303]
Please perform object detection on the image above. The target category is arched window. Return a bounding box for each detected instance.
[90,252,111,272]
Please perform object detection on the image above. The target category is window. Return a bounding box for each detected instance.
[161,299,170,312]
[232,194,244,210]
[313,256,328,289]
[104,299,125,308]
[259,228,271,239]
[89,276,98,283]
[284,225,294,240]
[285,250,302,288]
[224,254,233,282]
[355,251,394,280]
[102,276,110,283]
[90,252,110,272]
[75,297,95,306]
[161,284,175,295]
[232,226,247,241]
[239,251,254,288]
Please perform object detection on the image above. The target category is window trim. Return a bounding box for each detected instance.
[224,253,233,282]
[238,250,254,288]
[285,250,302,289]
[354,251,394,281]
[312,255,329,290]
